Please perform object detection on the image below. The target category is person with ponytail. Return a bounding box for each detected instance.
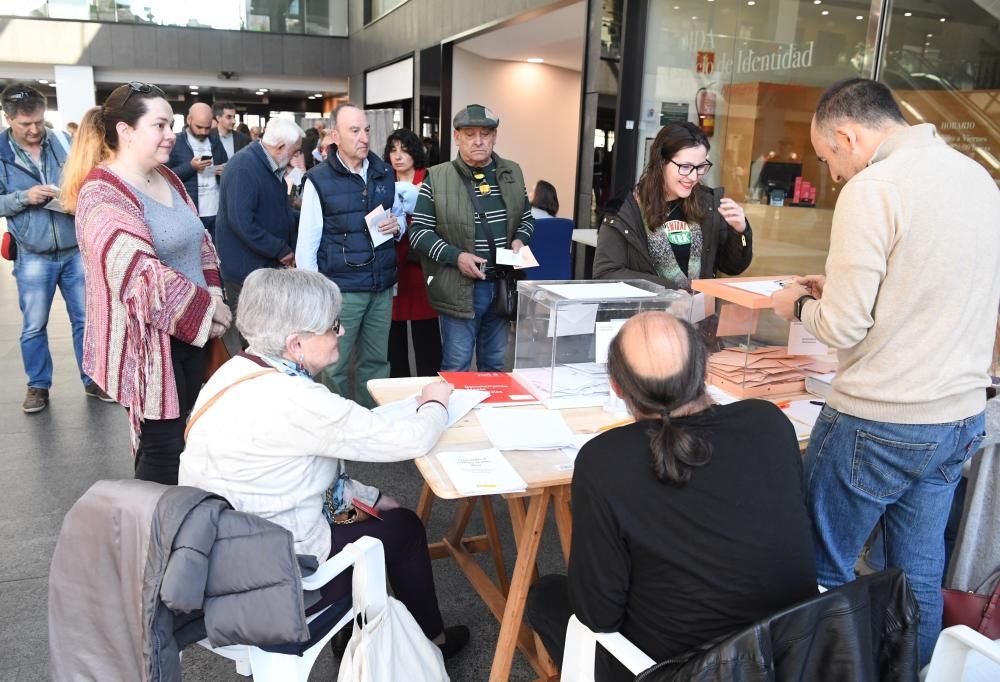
[526,312,816,681]
[63,82,232,485]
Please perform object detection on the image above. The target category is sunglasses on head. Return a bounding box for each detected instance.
[120,81,165,106]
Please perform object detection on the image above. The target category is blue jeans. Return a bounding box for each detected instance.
[13,249,90,389]
[439,280,508,372]
[804,405,986,667]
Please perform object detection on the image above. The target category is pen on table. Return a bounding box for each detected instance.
[810,400,825,406]
[598,418,635,433]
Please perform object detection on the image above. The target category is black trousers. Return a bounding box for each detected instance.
[133,338,206,486]
[388,318,443,378]
[311,508,445,640]
[527,574,632,682]
[222,279,248,349]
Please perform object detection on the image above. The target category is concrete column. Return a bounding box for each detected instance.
[53,65,96,129]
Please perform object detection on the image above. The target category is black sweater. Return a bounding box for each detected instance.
[568,399,817,677]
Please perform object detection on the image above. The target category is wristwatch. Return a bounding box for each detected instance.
[794,295,816,321]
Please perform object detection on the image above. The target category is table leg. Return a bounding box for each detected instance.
[480,496,510,596]
[416,481,435,525]
[507,496,540,584]
[446,498,475,548]
[489,491,551,682]
[553,485,573,564]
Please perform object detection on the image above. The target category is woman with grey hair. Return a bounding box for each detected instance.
[179,268,469,658]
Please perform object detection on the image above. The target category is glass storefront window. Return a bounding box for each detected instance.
[881,0,1000,189]
[637,0,873,276]
[0,0,347,36]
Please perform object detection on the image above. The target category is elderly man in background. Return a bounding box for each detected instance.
[409,104,534,372]
[295,103,407,408]
[215,117,303,312]
[0,83,112,412]
[772,78,1000,666]
[167,102,226,241]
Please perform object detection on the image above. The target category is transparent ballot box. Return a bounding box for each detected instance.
[691,276,837,399]
[513,280,693,409]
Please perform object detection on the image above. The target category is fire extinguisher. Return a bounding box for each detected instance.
[696,87,716,136]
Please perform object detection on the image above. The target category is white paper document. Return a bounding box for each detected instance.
[787,322,829,356]
[725,279,788,297]
[782,399,822,440]
[496,245,540,269]
[594,319,628,364]
[706,384,740,405]
[476,408,577,450]
[547,304,598,337]
[560,433,599,462]
[437,448,527,496]
[372,389,490,427]
[539,282,658,300]
[365,206,395,247]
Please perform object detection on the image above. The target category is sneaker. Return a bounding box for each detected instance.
[22,387,49,413]
[437,625,470,660]
[84,383,115,403]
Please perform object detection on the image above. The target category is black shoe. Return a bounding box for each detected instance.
[330,626,352,659]
[437,625,470,660]
[84,382,116,403]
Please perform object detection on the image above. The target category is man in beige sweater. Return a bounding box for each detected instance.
[773,78,1000,666]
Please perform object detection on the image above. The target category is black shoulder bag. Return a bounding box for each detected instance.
[461,179,523,321]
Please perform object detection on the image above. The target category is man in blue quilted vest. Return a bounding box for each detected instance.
[296,103,408,407]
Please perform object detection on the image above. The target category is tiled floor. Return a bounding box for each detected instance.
[0,257,567,680]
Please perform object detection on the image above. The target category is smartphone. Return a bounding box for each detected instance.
[199,154,212,161]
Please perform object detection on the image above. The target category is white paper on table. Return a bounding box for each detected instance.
[594,319,628,364]
[476,408,577,450]
[782,399,822,440]
[559,433,599,462]
[539,282,658,300]
[563,362,607,375]
[496,245,540,269]
[706,384,740,405]
[437,448,527,496]
[372,389,490,428]
[787,321,829,356]
[725,279,788,297]
[547,303,598,337]
[364,206,394,247]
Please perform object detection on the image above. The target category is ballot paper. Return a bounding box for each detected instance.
[725,279,788,297]
[437,448,527,496]
[594,319,628,364]
[560,433,600,462]
[372,389,490,427]
[477,408,577,451]
[787,322,829,356]
[781,399,822,440]
[539,282,658,300]
[496,246,540,269]
[365,206,395,247]
[547,304,598,337]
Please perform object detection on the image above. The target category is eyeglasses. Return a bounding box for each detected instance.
[296,317,341,339]
[668,160,713,176]
[330,317,341,334]
[121,81,165,106]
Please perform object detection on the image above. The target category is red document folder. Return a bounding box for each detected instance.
[438,372,539,406]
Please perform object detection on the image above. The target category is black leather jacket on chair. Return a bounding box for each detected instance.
[636,569,920,682]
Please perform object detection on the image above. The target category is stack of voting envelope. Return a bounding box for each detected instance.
[707,346,837,398]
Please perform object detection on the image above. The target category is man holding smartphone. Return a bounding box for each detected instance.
[167,102,226,241]
[0,83,112,412]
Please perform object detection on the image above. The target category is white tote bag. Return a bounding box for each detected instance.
[336,542,449,682]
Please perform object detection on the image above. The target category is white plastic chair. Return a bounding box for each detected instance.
[197,535,386,681]
[561,615,656,682]
[922,625,1000,682]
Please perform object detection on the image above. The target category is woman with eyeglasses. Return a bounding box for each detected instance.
[593,121,752,291]
[61,82,232,485]
[179,268,470,659]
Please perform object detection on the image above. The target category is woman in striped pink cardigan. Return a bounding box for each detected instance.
[62,82,232,484]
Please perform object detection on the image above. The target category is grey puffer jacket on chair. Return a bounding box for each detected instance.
[49,480,311,682]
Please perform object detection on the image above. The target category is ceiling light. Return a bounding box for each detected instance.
[692,16,698,20]
[673,5,679,9]
[926,33,933,37]
[813,0,821,4]
[855,15,863,20]
[527,57,544,63]
[259,88,269,92]
[314,93,323,97]
[925,41,931,46]
[747,1,755,6]
[821,10,828,15]
[189,85,199,90]
[38,79,49,84]
[903,11,912,16]
[939,17,946,22]
[307,96,316,100]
